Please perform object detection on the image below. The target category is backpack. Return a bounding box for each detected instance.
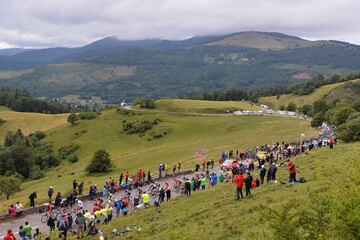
[299,177,306,183]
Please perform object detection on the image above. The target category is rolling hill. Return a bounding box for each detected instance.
[260,79,360,109]
[0,103,315,210]
[0,31,360,102]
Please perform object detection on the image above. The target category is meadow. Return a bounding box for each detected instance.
[0,105,315,211]
[95,141,360,240]
[0,111,68,140]
[155,99,260,113]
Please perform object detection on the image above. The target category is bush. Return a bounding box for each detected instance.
[58,144,80,159]
[29,166,45,180]
[337,116,360,142]
[133,98,156,109]
[352,100,360,112]
[311,112,326,127]
[123,120,154,134]
[67,113,79,126]
[313,99,331,113]
[329,107,355,127]
[298,104,313,116]
[0,118,6,125]
[86,149,113,173]
[68,155,78,163]
[286,102,297,112]
[78,112,97,120]
[33,131,46,141]
[117,108,131,115]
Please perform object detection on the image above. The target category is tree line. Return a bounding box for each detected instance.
[187,72,360,102]
[0,87,71,113]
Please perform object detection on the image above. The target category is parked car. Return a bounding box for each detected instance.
[220,159,238,170]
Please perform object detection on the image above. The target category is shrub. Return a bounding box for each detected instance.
[58,144,80,159]
[329,107,355,127]
[29,166,45,180]
[133,98,156,109]
[298,104,313,116]
[33,131,46,141]
[311,112,326,127]
[86,149,113,173]
[123,120,154,134]
[337,116,360,142]
[286,102,297,112]
[117,108,131,115]
[68,155,78,163]
[78,112,97,120]
[67,113,79,126]
[0,118,5,125]
[352,100,360,112]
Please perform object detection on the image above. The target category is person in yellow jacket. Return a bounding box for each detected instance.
[94,209,102,224]
[101,208,108,224]
[105,204,113,222]
[141,193,151,208]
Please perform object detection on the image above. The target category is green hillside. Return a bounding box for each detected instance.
[0,106,315,210]
[155,99,260,113]
[260,79,359,109]
[96,142,360,240]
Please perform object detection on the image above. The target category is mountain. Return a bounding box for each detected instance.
[0,48,31,56]
[205,31,351,50]
[0,31,360,102]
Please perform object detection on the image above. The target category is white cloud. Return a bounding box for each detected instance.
[0,0,359,48]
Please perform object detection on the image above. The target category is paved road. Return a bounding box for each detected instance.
[0,168,221,238]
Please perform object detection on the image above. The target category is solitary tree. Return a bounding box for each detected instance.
[86,149,113,173]
[67,113,78,126]
[0,176,21,199]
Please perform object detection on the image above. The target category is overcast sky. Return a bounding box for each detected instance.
[0,0,359,48]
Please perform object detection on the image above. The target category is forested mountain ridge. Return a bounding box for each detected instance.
[0,31,360,102]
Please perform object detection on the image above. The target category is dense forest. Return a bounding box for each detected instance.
[0,87,71,113]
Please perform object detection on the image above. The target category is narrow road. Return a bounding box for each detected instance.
[0,168,221,238]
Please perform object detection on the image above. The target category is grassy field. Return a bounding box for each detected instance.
[156,99,260,113]
[0,111,68,140]
[260,82,345,109]
[0,107,315,211]
[94,141,360,240]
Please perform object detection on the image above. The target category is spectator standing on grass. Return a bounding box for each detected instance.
[260,165,267,184]
[200,176,206,190]
[234,172,244,200]
[244,172,253,197]
[288,160,297,183]
[271,163,277,181]
[158,163,163,178]
[166,188,171,201]
[29,192,37,208]
[73,180,78,193]
[33,228,41,240]
[8,205,16,222]
[48,186,54,203]
[172,164,176,178]
[177,162,181,173]
[119,173,123,185]
[55,192,62,207]
[78,182,84,195]
[125,171,130,184]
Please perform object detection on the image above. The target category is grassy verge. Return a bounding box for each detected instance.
[93,142,360,240]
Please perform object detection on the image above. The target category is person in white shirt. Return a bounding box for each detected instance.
[15,201,23,216]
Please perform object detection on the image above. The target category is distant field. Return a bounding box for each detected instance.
[156,99,260,113]
[0,111,68,140]
[61,95,105,104]
[0,108,315,210]
[260,81,350,109]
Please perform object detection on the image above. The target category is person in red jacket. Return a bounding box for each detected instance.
[124,172,130,184]
[234,172,244,200]
[3,230,16,240]
[288,160,297,183]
